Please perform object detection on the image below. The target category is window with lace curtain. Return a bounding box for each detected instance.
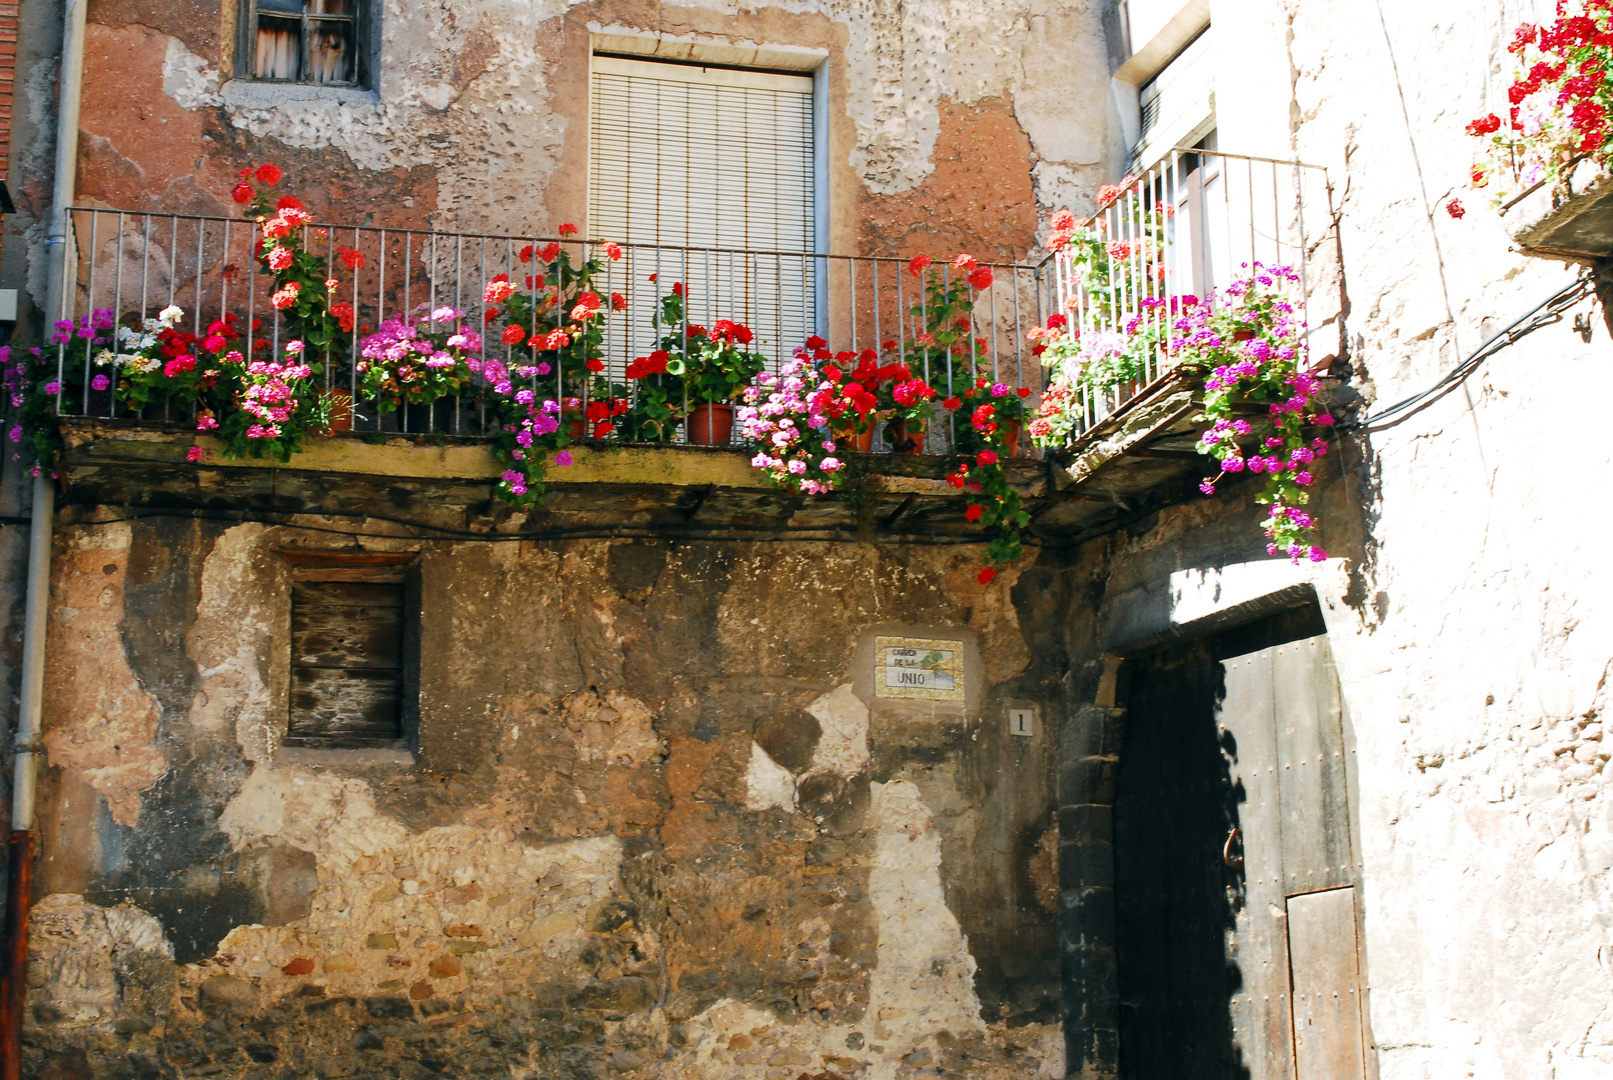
[236,0,372,88]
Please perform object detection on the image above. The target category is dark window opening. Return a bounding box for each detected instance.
[281,550,417,750]
[240,0,367,88]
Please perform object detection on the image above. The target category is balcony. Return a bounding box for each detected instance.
[45,210,1083,540]
[42,149,1334,548]
[1503,158,1613,263]
[1042,149,1337,504]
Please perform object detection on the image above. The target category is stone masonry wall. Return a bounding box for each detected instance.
[25,517,1069,1080]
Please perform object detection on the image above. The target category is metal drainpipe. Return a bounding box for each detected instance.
[1,1,87,1074]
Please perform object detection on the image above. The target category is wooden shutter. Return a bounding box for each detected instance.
[589,55,818,366]
[282,551,416,749]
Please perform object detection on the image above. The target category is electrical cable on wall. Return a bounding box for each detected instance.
[1340,271,1594,434]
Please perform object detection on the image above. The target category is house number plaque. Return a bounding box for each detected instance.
[874,636,966,703]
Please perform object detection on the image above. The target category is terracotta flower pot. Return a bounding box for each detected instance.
[686,403,735,445]
[1002,419,1022,458]
[562,405,587,441]
[1232,326,1257,342]
[888,418,927,455]
[835,423,875,453]
[326,388,354,433]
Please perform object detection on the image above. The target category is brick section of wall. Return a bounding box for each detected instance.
[0,2,16,263]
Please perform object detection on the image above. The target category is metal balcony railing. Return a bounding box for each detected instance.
[1052,149,1333,437]
[48,209,1058,454]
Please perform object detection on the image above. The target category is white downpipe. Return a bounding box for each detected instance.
[14,0,88,831]
[10,478,51,832]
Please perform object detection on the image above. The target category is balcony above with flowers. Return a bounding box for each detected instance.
[1455,13,1613,263]
[19,157,1340,575]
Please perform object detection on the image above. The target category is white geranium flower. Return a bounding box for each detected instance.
[158,305,184,328]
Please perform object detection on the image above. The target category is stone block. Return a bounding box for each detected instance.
[363,995,414,1020]
[1058,803,1113,844]
[198,976,257,1017]
[568,976,657,1013]
[1059,839,1114,891]
[1060,755,1120,807]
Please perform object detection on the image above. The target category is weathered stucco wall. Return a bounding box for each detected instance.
[26,518,1070,1079]
[0,0,1119,322]
[1285,2,1613,1077]
[1047,1,1613,1078]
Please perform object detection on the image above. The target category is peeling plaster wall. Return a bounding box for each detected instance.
[0,0,1121,316]
[26,522,1069,1079]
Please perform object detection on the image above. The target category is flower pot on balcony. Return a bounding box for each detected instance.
[562,404,587,441]
[834,422,875,453]
[326,388,353,433]
[686,403,735,445]
[888,418,927,455]
[1002,419,1022,458]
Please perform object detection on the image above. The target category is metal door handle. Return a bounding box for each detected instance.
[1222,827,1244,869]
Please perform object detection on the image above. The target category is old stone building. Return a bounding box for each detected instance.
[0,0,1607,1078]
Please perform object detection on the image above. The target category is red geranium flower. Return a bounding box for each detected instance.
[977,567,997,585]
[231,181,254,204]
[501,325,526,345]
[967,266,994,290]
[908,255,932,276]
[256,164,282,185]
[964,504,984,522]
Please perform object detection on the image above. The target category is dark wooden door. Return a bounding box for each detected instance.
[1116,626,1369,1080]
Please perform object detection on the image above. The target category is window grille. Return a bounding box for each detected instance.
[239,0,367,87]
[588,55,818,364]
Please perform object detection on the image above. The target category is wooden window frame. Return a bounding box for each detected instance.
[235,0,375,90]
[278,549,420,753]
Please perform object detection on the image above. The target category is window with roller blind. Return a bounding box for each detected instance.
[589,55,820,364]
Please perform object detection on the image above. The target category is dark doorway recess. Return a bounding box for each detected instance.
[1114,604,1369,1080]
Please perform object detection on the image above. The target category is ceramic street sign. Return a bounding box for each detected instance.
[875,636,965,703]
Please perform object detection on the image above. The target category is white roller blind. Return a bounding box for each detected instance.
[590,55,818,366]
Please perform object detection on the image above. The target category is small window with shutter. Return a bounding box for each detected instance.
[236,0,372,89]
[281,550,418,750]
